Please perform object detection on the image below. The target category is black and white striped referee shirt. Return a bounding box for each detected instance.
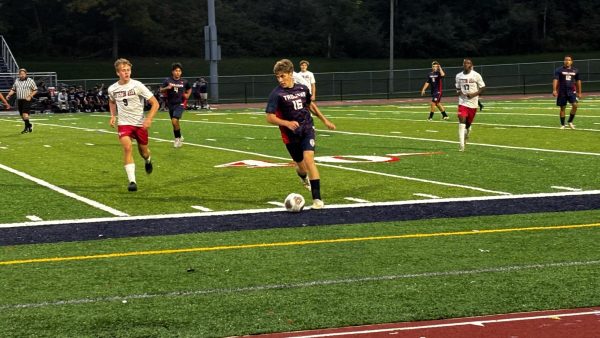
[11,77,37,100]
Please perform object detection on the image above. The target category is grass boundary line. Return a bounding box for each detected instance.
[1,259,599,310]
[1,222,599,266]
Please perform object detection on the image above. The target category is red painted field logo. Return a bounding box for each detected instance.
[216,152,442,168]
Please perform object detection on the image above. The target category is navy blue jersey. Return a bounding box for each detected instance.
[426,71,444,95]
[554,66,579,95]
[265,83,314,144]
[162,77,191,105]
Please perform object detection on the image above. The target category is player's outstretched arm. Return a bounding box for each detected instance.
[143,96,160,129]
[309,102,336,130]
[420,82,429,96]
[109,100,117,128]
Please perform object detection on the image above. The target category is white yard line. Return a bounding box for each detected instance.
[1,259,598,311]
[344,197,370,203]
[551,186,582,192]
[191,206,213,212]
[2,189,599,229]
[413,193,441,199]
[21,121,513,195]
[0,163,128,217]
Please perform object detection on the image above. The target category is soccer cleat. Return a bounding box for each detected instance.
[300,176,311,191]
[427,118,432,121]
[311,199,324,209]
[568,122,575,130]
[560,125,566,130]
[442,116,449,120]
[127,182,138,192]
[459,144,465,152]
[21,128,29,134]
[28,125,33,133]
[145,159,153,174]
[174,137,184,148]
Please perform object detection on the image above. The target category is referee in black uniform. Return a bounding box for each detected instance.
[6,68,37,133]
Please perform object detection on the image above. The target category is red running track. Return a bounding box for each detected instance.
[248,307,600,338]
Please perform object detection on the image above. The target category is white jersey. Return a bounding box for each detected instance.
[455,70,485,109]
[299,70,316,86]
[108,79,154,126]
[293,72,312,94]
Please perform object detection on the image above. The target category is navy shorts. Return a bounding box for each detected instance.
[556,93,577,107]
[431,92,442,103]
[285,127,316,163]
[168,104,185,119]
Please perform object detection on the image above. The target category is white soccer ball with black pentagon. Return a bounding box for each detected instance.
[284,193,305,212]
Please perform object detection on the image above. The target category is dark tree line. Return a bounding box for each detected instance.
[1,0,599,59]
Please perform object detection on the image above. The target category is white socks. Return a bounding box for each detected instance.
[124,163,136,183]
[458,123,466,148]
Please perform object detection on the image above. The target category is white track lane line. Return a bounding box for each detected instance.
[0,163,128,217]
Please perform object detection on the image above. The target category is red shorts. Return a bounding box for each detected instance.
[118,125,149,145]
[457,105,477,124]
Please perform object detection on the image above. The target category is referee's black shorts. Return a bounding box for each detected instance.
[17,99,32,115]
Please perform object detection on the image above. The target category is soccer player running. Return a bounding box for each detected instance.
[6,68,37,133]
[108,58,159,192]
[552,55,582,129]
[420,61,449,121]
[160,63,192,147]
[266,59,336,209]
[455,58,485,152]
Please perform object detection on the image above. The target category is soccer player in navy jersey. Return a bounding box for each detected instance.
[421,61,449,121]
[553,55,582,129]
[266,59,336,209]
[160,63,192,147]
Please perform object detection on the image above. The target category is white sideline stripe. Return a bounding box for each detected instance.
[191,206,213,212]
[413,193,441,199]
[26,215,43,221]
[1,190,599,229]
[0,163,128,217]
[551,186,582,192]
[268,201,285,207]
[344,197,370,203]
[78,116,600,155]
[292,310,600,337]
[1,260,598,311]
[21,121,511,196]
[149,118,600,155]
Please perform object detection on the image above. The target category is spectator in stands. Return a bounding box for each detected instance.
[57,88,69,112]
[199,78,208,109]
[192,78,202,109]
[6,68,37,133]
[0,92,10,110]
[67,87,78,112]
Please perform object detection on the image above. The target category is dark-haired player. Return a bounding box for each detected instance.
[266,59,336,209]
[420,61,448,121]
[160,63,191,147]
[455,58,485,152]
[553,55,582,129]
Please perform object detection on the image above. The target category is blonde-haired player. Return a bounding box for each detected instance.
[108,58,159,191]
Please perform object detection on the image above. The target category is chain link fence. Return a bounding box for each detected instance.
[48,59,600,104]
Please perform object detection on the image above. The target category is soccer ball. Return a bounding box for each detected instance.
[284,193,305,212]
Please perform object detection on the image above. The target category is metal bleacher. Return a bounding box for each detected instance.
[1,35,19,92]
